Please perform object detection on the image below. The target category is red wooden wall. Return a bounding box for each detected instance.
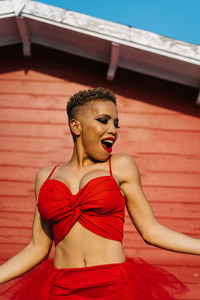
[0,45,199,299]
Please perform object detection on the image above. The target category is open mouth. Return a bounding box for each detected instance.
[101,138,115,153]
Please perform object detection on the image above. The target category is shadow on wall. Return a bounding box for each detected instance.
[0,43,199,118]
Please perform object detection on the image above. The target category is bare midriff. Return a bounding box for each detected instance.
[53,221,126,269]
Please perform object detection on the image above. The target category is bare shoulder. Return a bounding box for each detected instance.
[35,165,56,200]
[36,165,55,182]
[111,153,140,183]
[111,152,138,169]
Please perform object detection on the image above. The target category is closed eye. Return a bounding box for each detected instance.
[96,117,108,124]
[96,118,120,129]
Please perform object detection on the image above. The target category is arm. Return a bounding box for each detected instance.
[0,168,54,284]
[117,153,200,255]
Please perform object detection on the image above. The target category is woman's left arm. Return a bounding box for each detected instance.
[118,153,200,255]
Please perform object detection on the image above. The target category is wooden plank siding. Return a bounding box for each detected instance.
[0,44,200,299]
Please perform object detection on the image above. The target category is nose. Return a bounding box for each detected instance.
[107,121,118,137]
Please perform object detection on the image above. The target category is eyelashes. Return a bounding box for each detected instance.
[96,118,120,128]
[114,123,120,129]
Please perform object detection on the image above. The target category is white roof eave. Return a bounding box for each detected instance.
[0,0,200,91]
[21,0,200,64]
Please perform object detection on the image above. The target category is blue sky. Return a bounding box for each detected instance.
[36,0,200,45]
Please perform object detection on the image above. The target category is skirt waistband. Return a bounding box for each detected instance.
[52,259,127,273]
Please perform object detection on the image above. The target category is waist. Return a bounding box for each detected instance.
[54,239,125,269]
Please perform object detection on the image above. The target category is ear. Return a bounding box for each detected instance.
[69,119,81,136]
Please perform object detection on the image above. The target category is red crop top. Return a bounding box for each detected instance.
[37,157,125,246]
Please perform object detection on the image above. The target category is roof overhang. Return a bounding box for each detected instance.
[0,0,200,102]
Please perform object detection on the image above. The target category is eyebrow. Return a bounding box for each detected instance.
[96,114,119,122]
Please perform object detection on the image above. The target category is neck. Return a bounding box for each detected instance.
[68,141,94,169]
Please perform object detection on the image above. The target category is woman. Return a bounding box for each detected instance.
[0,87,199,299]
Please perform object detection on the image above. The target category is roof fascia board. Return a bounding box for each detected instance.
[20,0,200,65]
[21,13,200,67]
[0,0,13,13]
[0,12,15,19]
[0,0,15,17]
[0,0,27,17]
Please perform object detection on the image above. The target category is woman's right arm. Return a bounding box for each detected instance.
[0,167,53,284]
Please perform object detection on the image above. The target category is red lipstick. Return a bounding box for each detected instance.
[101,137,116,153]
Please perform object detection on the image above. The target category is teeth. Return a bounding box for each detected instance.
[103,140,113,144]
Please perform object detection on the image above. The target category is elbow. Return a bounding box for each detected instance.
[142,234,153,245]
[143,238,153,246]
[142,230,155,244]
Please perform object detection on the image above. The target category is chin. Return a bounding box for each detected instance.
[89,152,110,163]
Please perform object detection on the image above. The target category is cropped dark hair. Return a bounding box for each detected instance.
[66,87,116,120]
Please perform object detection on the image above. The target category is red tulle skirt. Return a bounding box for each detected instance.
[0,257,189,300]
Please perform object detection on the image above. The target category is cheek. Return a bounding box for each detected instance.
[82,125,103,147]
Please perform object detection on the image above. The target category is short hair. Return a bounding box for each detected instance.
[66,87,117,120]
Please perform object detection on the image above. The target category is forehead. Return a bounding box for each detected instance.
[84,100,118,117]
